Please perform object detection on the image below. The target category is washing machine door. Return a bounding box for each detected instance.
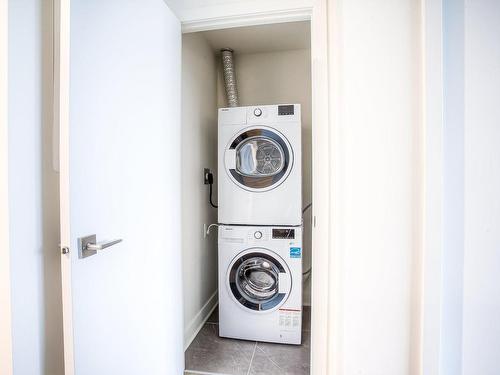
[227,248,292,312]
[225,126,293,192]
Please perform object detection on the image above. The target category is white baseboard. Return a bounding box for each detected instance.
[184,291,218,351]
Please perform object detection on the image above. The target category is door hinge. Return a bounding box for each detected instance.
[61,246,70,255]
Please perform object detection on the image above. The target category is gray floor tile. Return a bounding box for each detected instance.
[185,323,255,375]
[206,306,219,323]
[248,331,311,375]
[185,306,311,375]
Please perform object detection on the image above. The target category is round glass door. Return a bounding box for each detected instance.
[228,250,291,311]
[226,127,293,191]
[236,137,285,177]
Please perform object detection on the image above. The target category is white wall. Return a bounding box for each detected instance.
[328,0,422,374]
[438,2,500,374]
[462,1,500,374]
[181,33,219,348]
[441,0,464,373]
[216,48,313,304]
[8,0,64,373]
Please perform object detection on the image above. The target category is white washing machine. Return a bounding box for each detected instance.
[218,104,302,226]
[218,225,302,345]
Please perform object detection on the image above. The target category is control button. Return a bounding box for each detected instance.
[254,231,263,239]
[254,108,262,117]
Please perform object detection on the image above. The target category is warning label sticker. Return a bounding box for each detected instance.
[279,309,301,330]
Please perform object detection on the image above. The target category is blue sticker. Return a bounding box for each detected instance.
[290,247,301,258]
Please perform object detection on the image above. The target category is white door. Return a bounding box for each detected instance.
[56,1,183,374]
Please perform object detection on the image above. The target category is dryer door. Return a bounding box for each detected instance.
[225,126,294,192]
[227,248,291,312]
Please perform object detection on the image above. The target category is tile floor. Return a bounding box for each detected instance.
[185,306,311,375]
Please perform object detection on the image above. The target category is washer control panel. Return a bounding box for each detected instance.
[220,226,301,244]
[254,230,263,239]
[247,228,269,242]
[272,228,295,239]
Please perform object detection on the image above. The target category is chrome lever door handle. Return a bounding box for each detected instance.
[86,238,123,251]
[78,234,122,259]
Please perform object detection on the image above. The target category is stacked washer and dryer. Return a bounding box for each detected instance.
[218,104,303,345]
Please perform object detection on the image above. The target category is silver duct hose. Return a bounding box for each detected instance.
[221,48,239,107]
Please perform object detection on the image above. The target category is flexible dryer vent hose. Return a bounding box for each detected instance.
[221,48,239,107]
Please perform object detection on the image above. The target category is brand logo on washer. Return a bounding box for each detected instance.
[290,247,301,258]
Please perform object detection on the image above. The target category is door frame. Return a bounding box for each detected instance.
[54,0,75,374]
[0,0,13,372]
[180,2,331,373]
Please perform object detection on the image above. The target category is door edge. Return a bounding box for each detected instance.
[54,0,75,373]
[0,0,14,371]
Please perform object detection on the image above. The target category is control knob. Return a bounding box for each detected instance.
[254,231,263,239]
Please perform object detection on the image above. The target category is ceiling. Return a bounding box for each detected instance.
[166,0,245,10]
[196,21,311,54]
[164,0,313,23]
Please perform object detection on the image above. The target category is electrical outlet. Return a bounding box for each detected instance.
[204,168,210,185]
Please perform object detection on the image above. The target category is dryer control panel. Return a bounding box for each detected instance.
[278,105,295,116]
[246,104,301,124]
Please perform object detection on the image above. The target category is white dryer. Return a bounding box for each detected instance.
[218,225,302,345]
[218,104,302,226]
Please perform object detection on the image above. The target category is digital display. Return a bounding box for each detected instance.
[272,229,295,239]
[278,105,294,116]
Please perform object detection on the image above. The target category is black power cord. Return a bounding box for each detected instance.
[206,171,218,208]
